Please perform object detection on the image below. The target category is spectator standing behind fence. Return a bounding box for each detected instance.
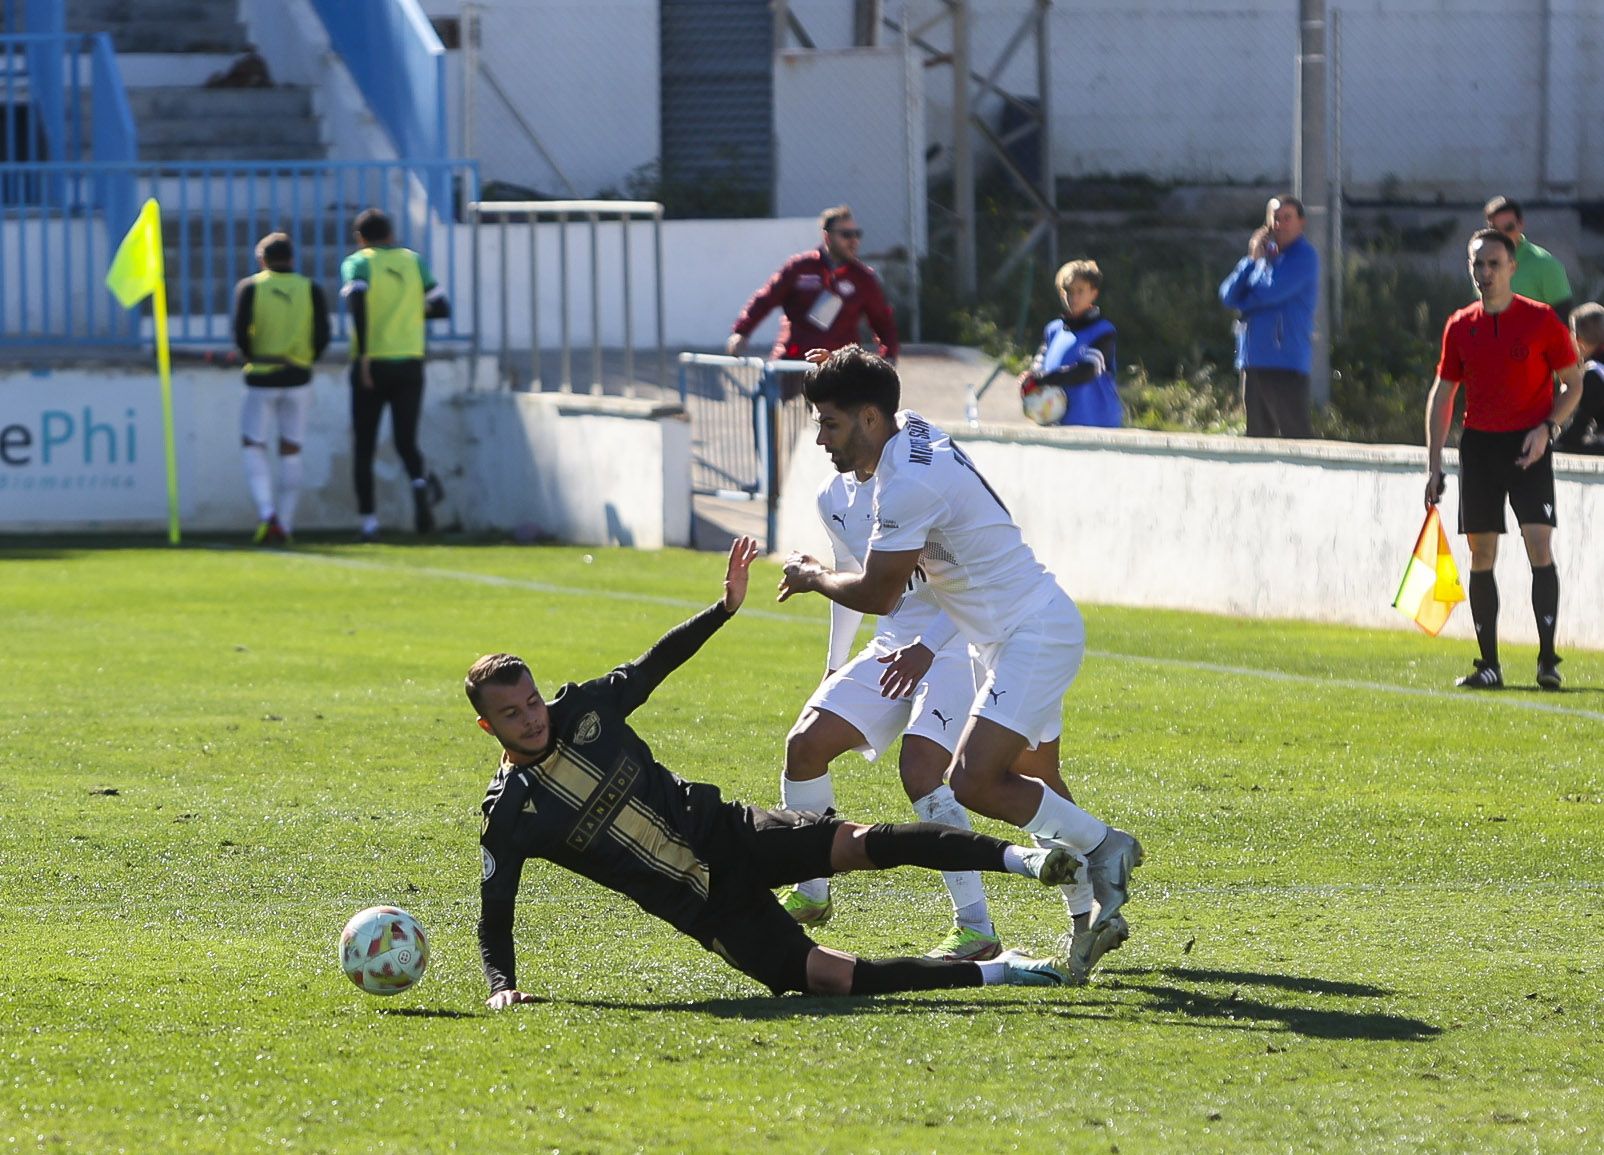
[1218,195,1320,439]
[233,232,330,546]
[725,205,899,398]
[1555,302,1604,454]
[1484,195,1573,318]
[1018,259,1122,428]
[340,208,451,542]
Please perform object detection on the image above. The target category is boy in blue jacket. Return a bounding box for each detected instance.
[1020,259,1122,428]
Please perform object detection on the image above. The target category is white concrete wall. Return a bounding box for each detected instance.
[0,362,691,548]
[777,422,1604,650]
[775,46,926,258]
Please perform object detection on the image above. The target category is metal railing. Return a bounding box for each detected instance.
[0,158,478,348]
[677,353,812,548]
[468,199,666,394]
[308,0,448,208]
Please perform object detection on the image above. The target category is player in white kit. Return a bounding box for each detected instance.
[777,467,1010,960]
[778,347,1142,981]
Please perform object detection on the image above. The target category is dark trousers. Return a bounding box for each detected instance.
[1242,368,1313,439]
[351,359,426,515]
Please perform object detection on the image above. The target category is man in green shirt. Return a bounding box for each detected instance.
[232,232,331,545]
[1485,195,1573,318]
[340,208,451,540]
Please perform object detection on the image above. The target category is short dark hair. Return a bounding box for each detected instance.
[1570,302,1604,348]
[803,346,900,419]
[256,232,294,266]
[819,204,854,233]
[355,208,394,243]
[1469,227,1516,259]
[465,653,532,714]
[1484,195,1523,222]
[1268,194,1305,219]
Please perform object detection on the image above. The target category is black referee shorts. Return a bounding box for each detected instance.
[689,806,844,995]
[1458,427,1557,535]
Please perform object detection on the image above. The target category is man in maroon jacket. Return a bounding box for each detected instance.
[726,206,900,394]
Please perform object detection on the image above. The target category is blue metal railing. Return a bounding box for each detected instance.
[0,158,479,348]
[308,0,448,208]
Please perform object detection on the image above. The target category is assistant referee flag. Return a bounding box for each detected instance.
[1392,508,1465,636]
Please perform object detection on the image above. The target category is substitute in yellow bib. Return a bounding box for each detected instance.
[232,232,331,545]
[341,208,451,540]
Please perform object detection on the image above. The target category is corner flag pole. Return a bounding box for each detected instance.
[105,198,181,543]
[151,253,178,544]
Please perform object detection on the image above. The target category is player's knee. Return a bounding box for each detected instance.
[279,440,302,456]
[784,720,830,774]
[241,436,264,449]
[948,766,989,811]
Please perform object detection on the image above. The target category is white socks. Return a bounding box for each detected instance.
[912,784,991,934]
[781,772,834,901]
[1020,779,1108,853]
[242,443,274,521]
[277,452,303,534]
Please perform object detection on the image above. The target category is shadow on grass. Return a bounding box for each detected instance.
[1109,965,1440,1042]
[551,964,1440,1042]
[379,1007,478,1019]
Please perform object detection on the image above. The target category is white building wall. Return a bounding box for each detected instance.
[0,363,691,548]
[777,423,1604,651]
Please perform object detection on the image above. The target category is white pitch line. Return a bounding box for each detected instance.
[273,550,1604,723]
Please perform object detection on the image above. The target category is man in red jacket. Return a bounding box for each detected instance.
[726,206,900,397]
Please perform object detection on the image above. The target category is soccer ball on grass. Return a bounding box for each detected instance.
[339,905,429,995]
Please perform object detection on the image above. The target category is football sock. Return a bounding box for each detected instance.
[781,772,834,901]
[911,785,989,924]
[1035,835,1094,917]
[277,452,303,534]
[1532,564,1559,661]
[1021,782,1107,854]
[975,959,1008,986]
[862,822,1010,873]
[849,957,983,995]
[242,443,274,521]
[1468,569,1500,667]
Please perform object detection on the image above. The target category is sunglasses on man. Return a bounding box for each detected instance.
[831,228,864,239]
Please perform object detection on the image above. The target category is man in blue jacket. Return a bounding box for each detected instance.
[1218,195,1320,438]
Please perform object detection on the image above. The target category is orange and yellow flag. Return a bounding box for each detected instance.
[1392,508,1465,636]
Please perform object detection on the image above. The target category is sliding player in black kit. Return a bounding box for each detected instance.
[470,536,1084,1006]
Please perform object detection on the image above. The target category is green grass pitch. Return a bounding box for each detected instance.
[2,542,1602,1153]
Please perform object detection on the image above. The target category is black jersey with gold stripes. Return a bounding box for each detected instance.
[477,602,736,993]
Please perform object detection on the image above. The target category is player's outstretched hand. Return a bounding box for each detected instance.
[877,642,934,700]
[802,348,831,366]
[777,551,823,602]
[486,988,541,1010]
[722,535,760,613]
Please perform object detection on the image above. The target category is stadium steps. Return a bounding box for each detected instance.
[66,0,251,54]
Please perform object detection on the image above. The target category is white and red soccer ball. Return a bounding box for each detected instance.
[339,905,429,996]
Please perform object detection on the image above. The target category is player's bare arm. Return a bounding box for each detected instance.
[1517,360,1586,468]
[778,546,921,615]
[1424,376,1459,506]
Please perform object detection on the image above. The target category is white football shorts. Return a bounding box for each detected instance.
[968,587,1085,747]
[804,634,977,762]
[240,384,312,448]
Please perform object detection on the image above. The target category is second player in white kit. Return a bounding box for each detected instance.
[777,467,1008,960]
[779,347,1143,982]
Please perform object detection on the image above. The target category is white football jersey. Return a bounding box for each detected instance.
[817,470,957,670]
[869,410,1069,643]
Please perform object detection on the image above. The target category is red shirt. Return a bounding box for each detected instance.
[1436,295,1576,432]
[732,248,899,362]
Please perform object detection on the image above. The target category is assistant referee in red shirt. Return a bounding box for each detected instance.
[1425,228,1584,691]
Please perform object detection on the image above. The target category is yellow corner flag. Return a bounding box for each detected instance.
[106,198,180,543]
[1392,507,1465,636]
